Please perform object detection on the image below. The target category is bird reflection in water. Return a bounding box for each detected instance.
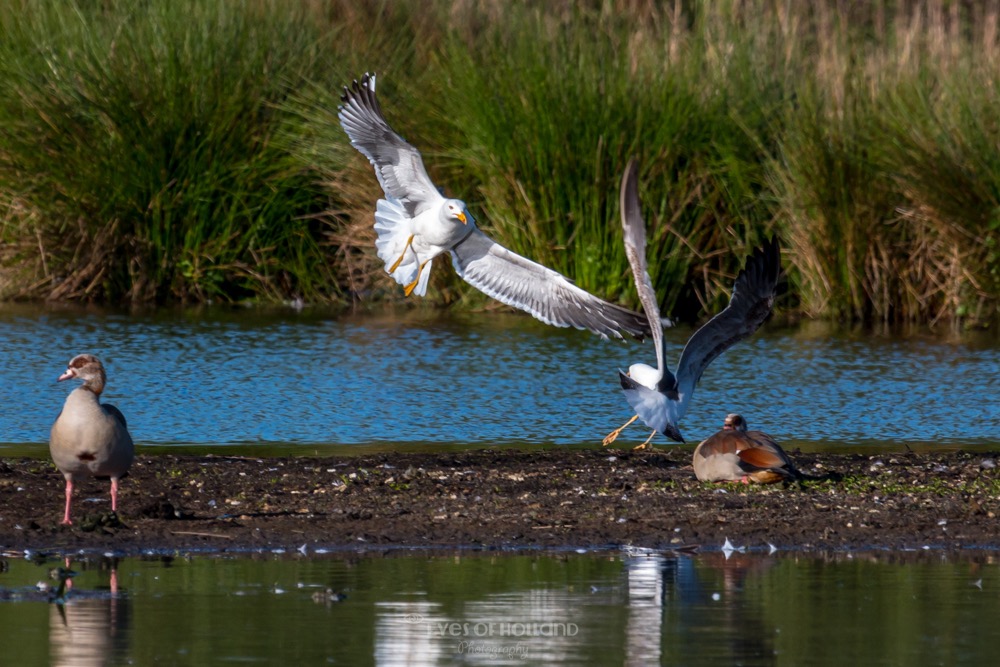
[49,558,131,667]
[621,550,778,666]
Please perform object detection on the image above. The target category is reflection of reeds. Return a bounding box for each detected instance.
[0,1,996,324]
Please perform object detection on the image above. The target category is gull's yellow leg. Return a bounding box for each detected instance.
[388,234,416,274]
[602,414,638,447]
[403,259,430,297]
[632,430,657,451]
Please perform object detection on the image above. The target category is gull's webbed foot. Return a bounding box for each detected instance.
[632,430,657,451]
[403,259,430,297]
[602,414,638,447]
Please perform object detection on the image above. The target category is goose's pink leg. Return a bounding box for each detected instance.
[61,479,74,525]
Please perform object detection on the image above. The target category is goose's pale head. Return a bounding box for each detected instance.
[723,413,748,432]
[58,354,107,394]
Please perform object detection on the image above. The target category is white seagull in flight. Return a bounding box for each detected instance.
[603,158,781,448]
[338,72,652,340]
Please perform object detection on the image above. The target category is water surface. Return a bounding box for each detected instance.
[0,548,996,665]
[0,303,997,453]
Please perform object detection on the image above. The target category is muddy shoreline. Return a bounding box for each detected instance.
[2,448,999,555]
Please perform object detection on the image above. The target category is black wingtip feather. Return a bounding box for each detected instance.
[618,370,641,391]
[340,71,378,110]
[734,234,782,300]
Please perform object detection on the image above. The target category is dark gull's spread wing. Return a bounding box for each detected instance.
[449,227,651,340]
[619,158,669,382]
[672,235,781,396]
[338,73,441,217]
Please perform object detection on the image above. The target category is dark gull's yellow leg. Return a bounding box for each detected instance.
[602,414,638,447]
[388,234,415,274]
[633,430,657,451]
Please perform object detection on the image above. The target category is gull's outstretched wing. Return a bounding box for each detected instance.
[338,73,442,217]
[450,227,652,340]
[619,158,669,381]
[341,74,652,340]
[672,235,781,396]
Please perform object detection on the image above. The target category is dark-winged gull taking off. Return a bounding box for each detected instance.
[338,72,653,340]
[603,158,781,448]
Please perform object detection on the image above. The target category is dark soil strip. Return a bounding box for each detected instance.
[2,449,999,555]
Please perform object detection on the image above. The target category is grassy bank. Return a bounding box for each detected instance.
[0,1,996,326]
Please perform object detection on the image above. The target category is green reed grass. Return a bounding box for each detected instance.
[0,0,340,302]
[0,0,997,326]
[876,74,1000,324]
[766,1,1000,324]
[297,2,785,318]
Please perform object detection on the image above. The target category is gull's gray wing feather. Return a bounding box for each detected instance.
[449,227,652,340]
[338,73,441,217]
[672,235,781,396]
[619,158,670,382]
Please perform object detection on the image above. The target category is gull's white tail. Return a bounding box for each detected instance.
[622,382,673,436]
[374,198,433,296]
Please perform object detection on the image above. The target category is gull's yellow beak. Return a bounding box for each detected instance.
[456,211,468,225]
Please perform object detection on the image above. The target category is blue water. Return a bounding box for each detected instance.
[0,303,997,451]
[3,303,1000,666]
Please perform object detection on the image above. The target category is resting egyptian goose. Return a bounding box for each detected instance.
[49,354,134,525]
[692,414,799,484]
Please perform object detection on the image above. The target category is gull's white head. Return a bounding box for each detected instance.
[626,363,661,391]
[443,199,471,226]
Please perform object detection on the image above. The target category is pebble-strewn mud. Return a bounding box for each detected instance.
[2,448,999,554]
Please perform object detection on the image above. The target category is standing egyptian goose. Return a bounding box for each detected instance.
[693,414,799,484]
[49,354,134,525]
